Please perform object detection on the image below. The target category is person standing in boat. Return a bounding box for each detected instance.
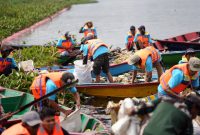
[128,46,163,83]
[0,45,18,76]
[125,26,137,51]
[79,21,97,39]
[178,48,196,64]
[134,25,152,49]
[80,34,113,83]
[158,57,200,99]
[30,72,80,115]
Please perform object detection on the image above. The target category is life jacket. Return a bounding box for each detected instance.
[58,36,73,53]
[86,39,108,58]
[0,55,12,73]
[83,26,96,37]
[37,123,64,135]
[145,46,160,63]
[127,32,135,43]
[2,123,30,135]
[136,32,150,48]
[30,72,63,99]
[160,63,198,94]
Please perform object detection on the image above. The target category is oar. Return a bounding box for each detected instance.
[0,80,78,123]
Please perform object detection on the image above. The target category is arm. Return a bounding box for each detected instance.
[79,26,85,33]
[148,34,153,45]
[48,100,72,115]
[11,58,18,71]
[69,87,81,108]
[132,70,137,84]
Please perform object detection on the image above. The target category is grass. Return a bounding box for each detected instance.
[0,0,95,41]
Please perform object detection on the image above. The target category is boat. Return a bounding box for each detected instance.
[76,81,158,98]
[0,88,109,134]
[154,31,200,51]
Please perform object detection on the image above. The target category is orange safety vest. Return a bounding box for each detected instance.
[58,36,73,53]
[30,72,63,99]
[37,123,64,135]
[145,46,160,63]
[86,39,108,58]
[2,123,30,135]
[127,32,134,43]
[137,32,150,48]
[83,27,96,37]
[160,63,198,94]
[0,55,12,73]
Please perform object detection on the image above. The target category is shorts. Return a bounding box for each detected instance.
[93,53,109,75]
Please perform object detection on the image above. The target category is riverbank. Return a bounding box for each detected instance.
[0,0,96,41]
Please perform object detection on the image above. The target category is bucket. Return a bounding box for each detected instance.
[74,60,93,83]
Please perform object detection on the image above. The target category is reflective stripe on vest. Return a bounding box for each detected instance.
[30,72,63,99]
[0,57,12,72]
[160,63,198,94]
[135,49,151,69]
[137,32,150,47]
[86,39,108,58]
[83,28,95,37]
[145,46,160,63]
[37,123,64,135]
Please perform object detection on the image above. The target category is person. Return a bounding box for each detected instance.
[125,26,136,51]
[134,25,152,49]
[30,72,80,116]
[158,57,200,99]
[56,32,76,57]
[0,45,18,76]
[38,107,69,135]
[79,21,97,38]
[143,93,200,135]
[80,34,113,83]
[2,111,41,135]
[178,48,196,64]
[128,46,163,83]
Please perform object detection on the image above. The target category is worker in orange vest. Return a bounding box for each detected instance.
[37,107,69,135]
[80,34,113,83]
[125,26,136,51]
[128,46,163,83]
[2,111,41,135]
[134,25,152,49]
[158,57,200,98]
[79,21,97,39]
[178,48,196,64]
[30,72,80,116]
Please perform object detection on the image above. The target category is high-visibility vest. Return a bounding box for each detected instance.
[136,32,150,48]
[86,39,108,58]
[83,26,96,37]
[2,123,30,135]
[37,123,64,135]
[145,46,160,63]
[160,63,198,94]
[30,72,63,99]
[0,55,12,73]
[127,32,134,43]
[58,36,73,52]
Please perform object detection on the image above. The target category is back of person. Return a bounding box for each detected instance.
[2,123,30,135]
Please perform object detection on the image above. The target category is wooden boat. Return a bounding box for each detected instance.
[154,31,200,51]
[76,81,158,98]
[0,88,108,134]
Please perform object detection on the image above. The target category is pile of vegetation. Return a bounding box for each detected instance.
[0,0,95,40]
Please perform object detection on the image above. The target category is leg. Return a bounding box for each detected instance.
[106,72,113,83]
[154,62,163,82]
[93,57,102,83]
[145,72,152,82]
[102,53,113,83]
[132,70,137,84]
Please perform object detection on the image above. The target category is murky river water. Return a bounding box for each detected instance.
[10,0,200,48]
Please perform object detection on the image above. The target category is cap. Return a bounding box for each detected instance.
[130,26,135,30]
[127,54,140,65]
[185,48,195,55]
[21,111,41,126]
[188,57,200,71]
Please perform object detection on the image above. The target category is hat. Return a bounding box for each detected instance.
[138,25,145,30]
[188,57,200,71]
[21,111,41,126]
[185,48,195,55]
[127,54,140,65]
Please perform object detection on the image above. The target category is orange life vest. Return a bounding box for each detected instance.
[2,123,30,135]
[136,32,150,48]
[37,123,64,135]
[30,72,63,99]
[86,39,108,58]
[0,55,12,73]
[145,46,160,63]
[83,27,96,37]
[127,32,134,43]
[160,63,198,94]
[58,36,73,53]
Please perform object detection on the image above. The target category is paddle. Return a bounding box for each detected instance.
[0,80,78,123]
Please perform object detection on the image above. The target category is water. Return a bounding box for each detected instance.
[10,0,200,48]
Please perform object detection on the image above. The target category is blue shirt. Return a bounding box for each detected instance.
[158,69,199,95]
[0,55,18,69]
[131,56,153,72]
[134,32,152,43]
[81,27,97,37]
[80,44,108,60]
[56,37,75,47]
[46,79,77,101]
